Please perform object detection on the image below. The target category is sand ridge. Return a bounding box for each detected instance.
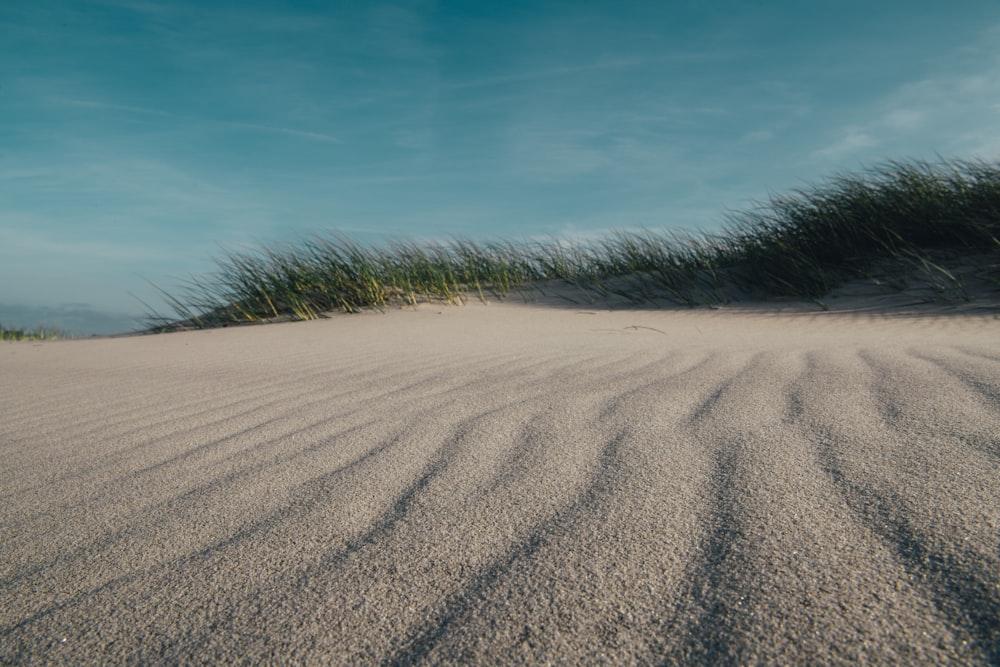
[1,303,998,665]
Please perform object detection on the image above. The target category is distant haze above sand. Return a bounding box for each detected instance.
[2,0,1000,329]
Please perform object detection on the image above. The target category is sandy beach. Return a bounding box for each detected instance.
[2,301,998,665]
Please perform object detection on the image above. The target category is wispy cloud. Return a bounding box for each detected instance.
[882,109,924,131]
[811,22,1000,162]
[57,97,341,144]
[229,122,340,144]
[813,126,878,159]
[0,219,174,263]
[0,149,281,252]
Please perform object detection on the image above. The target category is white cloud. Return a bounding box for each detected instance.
[883,109,924,131]
[813,126,878,159]
[811,23,1000,163]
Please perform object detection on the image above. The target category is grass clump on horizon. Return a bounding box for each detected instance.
[0,324,66,342]
[145,157,1000,331]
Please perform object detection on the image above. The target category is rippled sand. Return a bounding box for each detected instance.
[2,303,998,665]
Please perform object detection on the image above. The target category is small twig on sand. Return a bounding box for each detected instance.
[626,325,667,334]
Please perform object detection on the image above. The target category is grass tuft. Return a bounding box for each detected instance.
[144,157,1000,331]
[0,324,67,341]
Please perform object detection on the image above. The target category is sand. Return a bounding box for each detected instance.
[1,301,998,665]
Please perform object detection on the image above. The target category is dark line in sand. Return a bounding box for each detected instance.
[661,439,752,666]
[657,361,768,666]
[805,351,1000,664]
[0,435,399,637]
[385,430,630,665]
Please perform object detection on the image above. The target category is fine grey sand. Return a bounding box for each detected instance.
[1,302,998,665]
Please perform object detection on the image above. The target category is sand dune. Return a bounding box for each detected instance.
[1,303,998,665]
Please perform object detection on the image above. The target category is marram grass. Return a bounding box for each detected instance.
[0,325,66,342]
[145,158,1000,331]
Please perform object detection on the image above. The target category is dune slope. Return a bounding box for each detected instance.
[1,304,998,665]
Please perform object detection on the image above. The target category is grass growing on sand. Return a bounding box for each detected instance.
[146,158,1000,331]
[0,325,66,342]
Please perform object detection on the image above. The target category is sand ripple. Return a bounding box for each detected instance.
[1,305,998,665]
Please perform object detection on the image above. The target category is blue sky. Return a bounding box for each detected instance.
[3,1,1000,333]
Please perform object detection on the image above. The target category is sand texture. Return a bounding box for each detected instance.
[1,303,999,665]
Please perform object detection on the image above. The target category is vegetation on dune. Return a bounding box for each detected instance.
[0,324,66,341]
[145,158,1000,331]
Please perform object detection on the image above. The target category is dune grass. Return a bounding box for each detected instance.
[0,324,66,342]
[144,158,1000,331]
